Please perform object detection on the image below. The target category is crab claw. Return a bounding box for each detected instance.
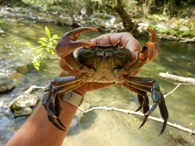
[56,27,98,58]
[138,27,160,63]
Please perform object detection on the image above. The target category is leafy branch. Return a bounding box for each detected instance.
[32,26,59,70]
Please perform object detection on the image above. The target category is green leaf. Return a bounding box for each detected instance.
[39,37,48,42]
[38,40,47,46]
[52,34,60,40]
[27,26,60,70]
[45,26,51,38]
[33,61,40,70]
[50,49,55,54]
[36,47,45,53]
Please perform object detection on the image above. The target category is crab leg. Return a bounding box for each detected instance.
[122,77,169,135]
[122,83,149,113]
[136,94,149,113]
[43,27,99,130]
[42,76,84,130]
[122,83,150,128]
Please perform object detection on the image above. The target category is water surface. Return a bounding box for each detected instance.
[0,19,194,146]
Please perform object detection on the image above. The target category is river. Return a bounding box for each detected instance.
[0,18,195,146]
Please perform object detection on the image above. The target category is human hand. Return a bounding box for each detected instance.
[91,32,141,62]
[59,32,141,96]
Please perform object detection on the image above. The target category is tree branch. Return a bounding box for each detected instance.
[105,0,135,31]
[164,83,181,98]
[78,106,195,135]
[78,84,195,135]
[159,72,195,85]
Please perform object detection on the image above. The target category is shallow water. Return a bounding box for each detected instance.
[0,19,195,146]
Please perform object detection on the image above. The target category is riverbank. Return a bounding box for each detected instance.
[0,7,194,43]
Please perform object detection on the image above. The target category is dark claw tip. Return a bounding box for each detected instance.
[135,105,142,112]
[139,117,148,129]
[57,118,66,130]
[158,119,168,136]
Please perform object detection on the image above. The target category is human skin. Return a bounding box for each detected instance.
[7,32,141,146]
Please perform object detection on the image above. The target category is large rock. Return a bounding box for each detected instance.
[0,74,15,93]
[9,93,40,117]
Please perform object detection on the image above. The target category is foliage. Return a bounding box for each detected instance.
[105,0,135,31]
[2,0,194,19]
[188,114,195,119]
[31,27,59,70]
[1,0,194,39]
[22,0,89,13]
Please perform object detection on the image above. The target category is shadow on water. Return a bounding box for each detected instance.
[0,19,195,146]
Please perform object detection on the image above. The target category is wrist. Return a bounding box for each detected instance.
[62,91,83,107]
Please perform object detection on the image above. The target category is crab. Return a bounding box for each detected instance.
[42,27,168,135]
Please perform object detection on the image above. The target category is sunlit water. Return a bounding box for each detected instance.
[0,19,194,146]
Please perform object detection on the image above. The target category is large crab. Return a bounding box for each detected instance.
[42,27,168,135]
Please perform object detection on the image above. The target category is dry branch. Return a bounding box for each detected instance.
[159,72,195,85]
[164,84,181,98]
[78,106,195,135]
[78,84,195,135]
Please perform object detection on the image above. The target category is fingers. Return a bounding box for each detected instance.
[91,32,141,60]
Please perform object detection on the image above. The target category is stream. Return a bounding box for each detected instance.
[0,17,195,146]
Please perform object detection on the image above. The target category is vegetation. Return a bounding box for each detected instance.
[0,0,194,69]
[27,27,59,70]
[1,0,193,38]
[13,0,194,18]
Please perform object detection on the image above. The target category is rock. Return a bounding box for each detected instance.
[16,65,29,74]
[12,107,33,118]
[0,28,6,35]
[179,37,195,43]
[0,74,15,93]
[15,63,36,75]
[9,93,40,117]
[9,73,25,85]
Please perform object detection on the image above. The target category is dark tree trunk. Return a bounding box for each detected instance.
[106,0,136,32]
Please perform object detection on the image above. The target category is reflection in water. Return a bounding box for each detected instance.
[0,20,194,146]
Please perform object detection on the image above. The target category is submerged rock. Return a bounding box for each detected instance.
[0,74,15,93]
[9,93,40,117]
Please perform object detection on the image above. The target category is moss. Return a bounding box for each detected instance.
[179,30,195,38]
[157,26,195,38]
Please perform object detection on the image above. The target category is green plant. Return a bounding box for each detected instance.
[32,26,59,70]
[188,114,195,118]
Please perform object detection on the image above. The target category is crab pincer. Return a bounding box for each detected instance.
[138,27,160,63]
[56,27,98,58]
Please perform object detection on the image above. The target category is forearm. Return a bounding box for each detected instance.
[7,102,77,146]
